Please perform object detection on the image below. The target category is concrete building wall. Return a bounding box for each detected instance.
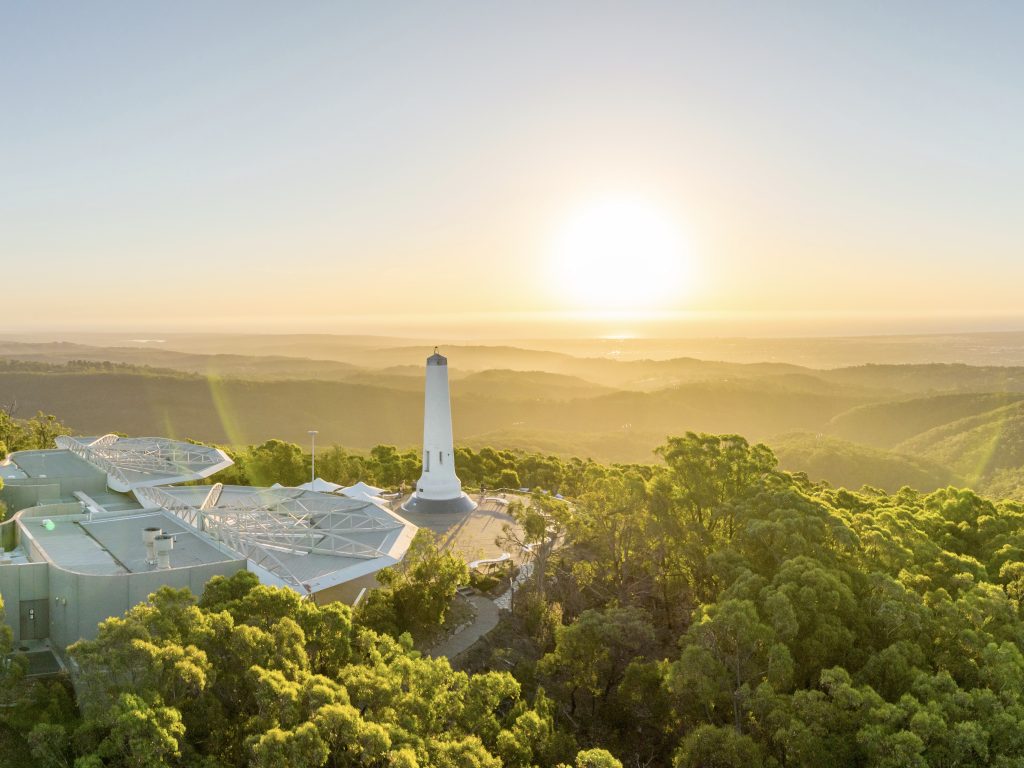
[46,559,246,648]
[1,500,247,648]
[0,561,49,643]
[1,516,18,552]
[0,464,106,515]
[2,555,245,648]
[58,474,107,499]
[312,570,381,606]
[1,481,63,514]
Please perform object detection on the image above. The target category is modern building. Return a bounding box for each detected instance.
[0,435,417,652]
[402,349,477,514]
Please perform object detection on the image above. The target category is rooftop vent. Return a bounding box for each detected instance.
[154,534,174,570]
[142,527,163,565]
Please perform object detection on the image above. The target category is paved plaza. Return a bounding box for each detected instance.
[395,494,524,563]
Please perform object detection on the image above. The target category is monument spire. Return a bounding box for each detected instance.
[402,348,477,514]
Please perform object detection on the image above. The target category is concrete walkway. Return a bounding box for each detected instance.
[427,595,499,659]
[494,561,533,611]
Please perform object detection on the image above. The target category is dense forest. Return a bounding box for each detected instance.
[6,423,1024,766]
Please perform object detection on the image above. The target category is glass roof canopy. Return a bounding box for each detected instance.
[34,436,419,596]
[8,436,417,598]
[135,484,417,595]
[55,435,233,492]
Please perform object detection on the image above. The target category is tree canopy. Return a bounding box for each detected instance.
[6,431,1024,767]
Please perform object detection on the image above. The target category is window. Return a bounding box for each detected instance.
[425,451,430,472]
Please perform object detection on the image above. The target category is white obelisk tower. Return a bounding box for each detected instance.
[402,349,476,514]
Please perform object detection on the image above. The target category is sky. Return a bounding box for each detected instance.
[3,2,1023,337]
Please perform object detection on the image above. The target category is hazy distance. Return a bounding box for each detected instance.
[4,3,1023,334]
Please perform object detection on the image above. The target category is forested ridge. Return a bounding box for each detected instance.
[5,428,1024,766]
[6,349,1024,498]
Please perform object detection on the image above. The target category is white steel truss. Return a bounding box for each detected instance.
[56,435,232,489]
[135,485,406,593]
[58,435,131,489]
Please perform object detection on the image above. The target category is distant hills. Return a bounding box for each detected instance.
[452,370,615,401]
[0,368,867,450]
[3,333,1024,499]
[11,329,1024,366]
[896,401,1024,484]
[771,433,959,493]
[0,341,360,381]
[825,393,1024,449]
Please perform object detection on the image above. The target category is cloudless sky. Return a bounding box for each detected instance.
[3,2,1023,336]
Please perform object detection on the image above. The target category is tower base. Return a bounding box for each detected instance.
[401,493,478,515]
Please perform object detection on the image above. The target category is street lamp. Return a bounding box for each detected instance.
[308,430,319,486]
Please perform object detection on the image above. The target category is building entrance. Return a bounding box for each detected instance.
[19,599,49,641]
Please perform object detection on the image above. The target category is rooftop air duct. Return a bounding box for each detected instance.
[143,527,162,565]
[154,534,174,569]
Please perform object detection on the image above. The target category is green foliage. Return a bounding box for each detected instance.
[0,410,71,453]
[356,529,469,638]
[0,595,77,767]
[55,572,574,767]
[511,432,1024,766]
[469,571,503,593]
[242,439,309,487]
[572,748,623,768]
[89,693,186,768]
[673,724,763,768]
[208,439,604,496]
[9,428,1024,767]
[26,722,73,768]
[0,596,13,681]
[539,607,655,722]
[0,410,70,520]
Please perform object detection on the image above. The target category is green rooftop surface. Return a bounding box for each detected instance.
[81,513,235,573]
[9,449,99,480]
[79,490,143,513]
[24,511,236,575]
[25,515,125,575]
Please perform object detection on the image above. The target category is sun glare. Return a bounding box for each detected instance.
[549,197,690,312]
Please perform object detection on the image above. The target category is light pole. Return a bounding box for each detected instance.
[308,430,318,486]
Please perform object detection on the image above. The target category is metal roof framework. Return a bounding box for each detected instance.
[135,484,412,594]
[55,435,233,491]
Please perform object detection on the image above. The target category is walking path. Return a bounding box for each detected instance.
[494,561,533,611]
[426,595,499,659]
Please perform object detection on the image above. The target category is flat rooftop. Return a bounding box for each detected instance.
[24,512,236,575]
[83,513,234,573]
[79,490,144,514]
[0,462,26,480]
[4,449,98,480]
[21,516,120,575]
[138,484,418,593]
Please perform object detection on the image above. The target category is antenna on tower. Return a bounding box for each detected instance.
[434,346,439,355]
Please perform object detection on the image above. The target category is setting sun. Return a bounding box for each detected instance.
[6,6,1024,765]
[548,197,691,312]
